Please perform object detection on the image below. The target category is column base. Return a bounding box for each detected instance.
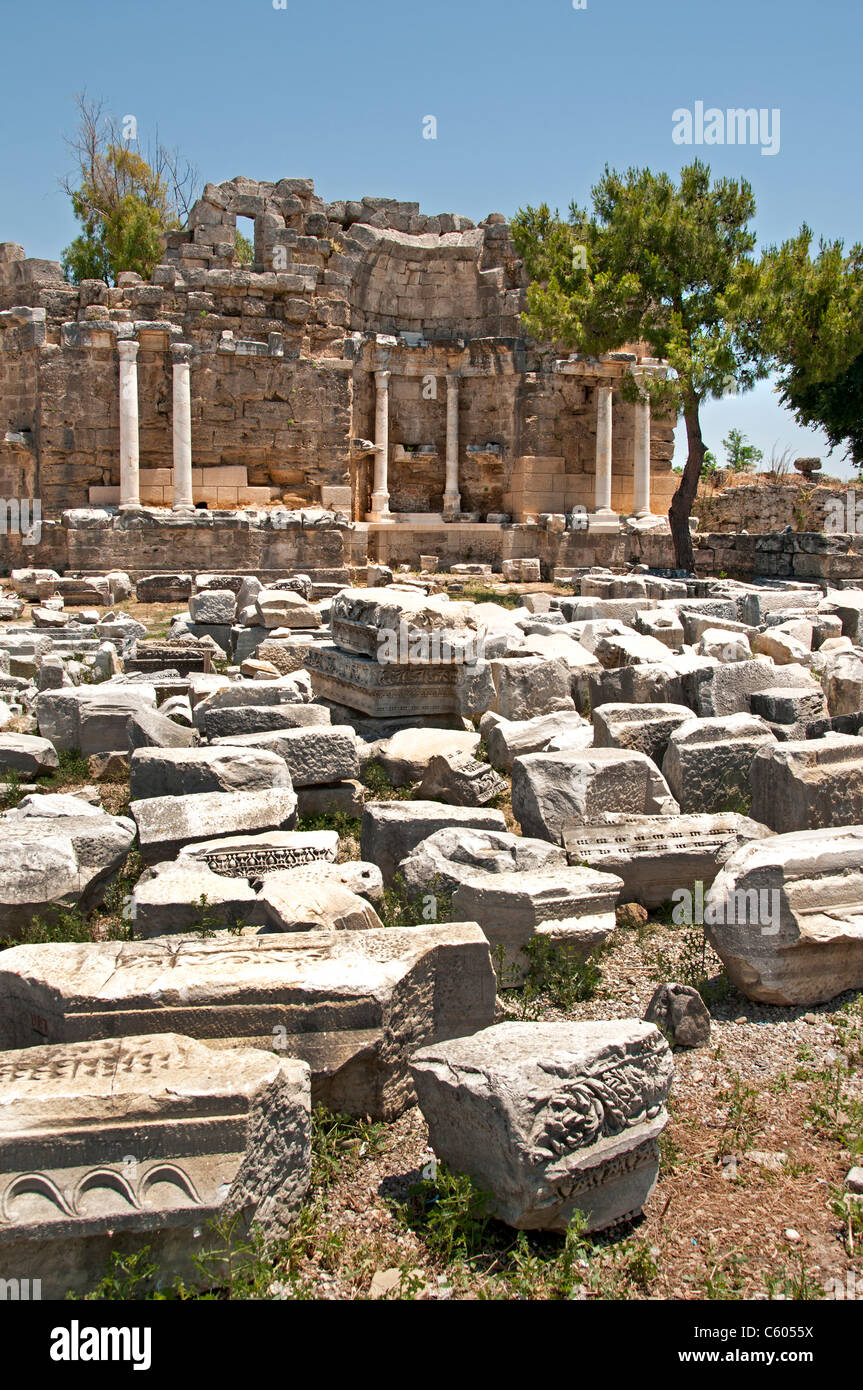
[588,509,620,535]
[443,493,461,518]
[172,503,196,514]
[118,501,143,513]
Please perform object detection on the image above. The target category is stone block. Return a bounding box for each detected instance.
[0,1034,310,1297]
[410,1021,673,1232]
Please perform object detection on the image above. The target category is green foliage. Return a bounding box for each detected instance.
[77,1246,175,1301]
[361,759,412,800]
[40,749,91,789]
[511,161,769,568]
[61,94,197,286]
[0,770,25,811]
[401,1164,495,1263]
[649,919,730,1007]
[63,147,172,285]
[457,584,524,608]
[732,225,863,465]
[298,810,362,839]
[716,1073,761,1154]
[378,873,454,929]
[311,1106,388,1190]
[188,893,246,938]
[496,936,603,1016]
[235,231,254,265]
[722,427,763,473]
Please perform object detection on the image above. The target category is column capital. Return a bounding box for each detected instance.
[446,372,460,388]
[374,369,391,388]
[171,342,194,365]
[117,338,139,362]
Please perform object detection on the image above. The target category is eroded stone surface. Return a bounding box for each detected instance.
[410,1020,673,1232]
[0,1033,310,1298]
[0,924,495,1120]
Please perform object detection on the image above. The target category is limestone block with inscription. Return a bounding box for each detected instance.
[0,1034,310,1297]
[410,1020,673,1232]
[0,924,496,1119]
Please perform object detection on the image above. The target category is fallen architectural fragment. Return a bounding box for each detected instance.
[661,713,776,815]
[0,1033,310,1298]
[643,983,711,1048]
[0,923,496,1119]
[704,826,863,1005]
[562,812,771,908]
[360,801,507,883]
[0,794,136,937]
[130,786,299,862]
[511,747,679,843]
[749,734,863,833]
[410,1020,673,1232]
[416,749,508,806]
[176,829,338,876]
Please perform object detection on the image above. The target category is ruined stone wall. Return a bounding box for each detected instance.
[0,175,677,524]
[695,478,855,534]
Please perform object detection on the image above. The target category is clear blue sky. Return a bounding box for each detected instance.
[2,0,860,474]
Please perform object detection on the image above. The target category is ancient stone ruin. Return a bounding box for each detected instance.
[0,176,861,1304]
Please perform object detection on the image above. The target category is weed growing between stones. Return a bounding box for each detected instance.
[378,874,454,929]
[456,585,523,609]
[495,937,605,1018]
[311,1107,388,1190]
[361,759,412,800]
[647,912,732,1008]
[0,770,24,810]
[396,1165,662,1299]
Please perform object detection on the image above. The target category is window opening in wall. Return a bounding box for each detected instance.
[234,217,255,266]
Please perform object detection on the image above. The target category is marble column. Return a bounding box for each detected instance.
[117,339,141,511]
[368,369,391,520]
[443,373,461,516]
[171,345,195,513]
[632,385,652,518]
[592,384,617,521]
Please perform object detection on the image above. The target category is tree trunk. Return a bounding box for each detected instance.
[668,396,705,573]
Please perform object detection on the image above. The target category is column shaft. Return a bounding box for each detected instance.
[172,349,194,513]
[633,395,652,516]
[118,340,141,511]
[368,370,391,519]
[444,374,461,516]
[594,384,614,513]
